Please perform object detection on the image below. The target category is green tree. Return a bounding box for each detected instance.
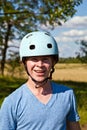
[0,0,83,75]
[76,40,87,63]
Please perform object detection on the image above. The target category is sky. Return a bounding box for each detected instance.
[48,0,87,58]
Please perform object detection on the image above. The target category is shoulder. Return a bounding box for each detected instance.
[51,81,73,92]
[2,83,27,107]
[8,83,26,97]
[51,81,75,97]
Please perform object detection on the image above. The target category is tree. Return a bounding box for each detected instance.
[76,40,87,63]
[7,51,20,77]
[0,0,83,75]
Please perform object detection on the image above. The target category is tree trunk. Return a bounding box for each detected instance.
[1,23,12,75]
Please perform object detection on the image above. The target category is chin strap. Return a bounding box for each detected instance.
[34,78,49,88]
[27,72,49,88]
[23,62,54,88]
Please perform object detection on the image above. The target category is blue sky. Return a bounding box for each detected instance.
[48,0,87,57]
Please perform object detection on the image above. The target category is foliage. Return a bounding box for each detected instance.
[0,0,83,75]
[59,57,87,63]
[7,52,20,77]
[59,57,82,63]
[76,40,87,63]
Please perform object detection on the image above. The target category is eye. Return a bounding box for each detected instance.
[47,43,52,48]
[29,45,35,50]
[42,57,51,63]
[29,57,38,62]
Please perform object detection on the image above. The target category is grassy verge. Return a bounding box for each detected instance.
[0,76,87,125]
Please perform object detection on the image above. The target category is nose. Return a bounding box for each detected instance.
[36,60,43,67]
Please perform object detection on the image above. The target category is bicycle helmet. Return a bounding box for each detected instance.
[19,31,59,63]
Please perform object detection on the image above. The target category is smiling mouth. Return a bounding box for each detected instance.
[34,70,45,75]
[35,69,45,72]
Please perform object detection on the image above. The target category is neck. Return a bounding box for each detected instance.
[26,78,52,95]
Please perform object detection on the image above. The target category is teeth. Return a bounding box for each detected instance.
[37,71,43,73]
[35,70,44,73]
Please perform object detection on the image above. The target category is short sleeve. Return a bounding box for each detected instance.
[67,90,80,122]
[0,97,17,130]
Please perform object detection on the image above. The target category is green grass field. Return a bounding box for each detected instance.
[0,75,87,125]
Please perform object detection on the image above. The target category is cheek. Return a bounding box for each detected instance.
[26,61,34,71]
[47,62,53,71]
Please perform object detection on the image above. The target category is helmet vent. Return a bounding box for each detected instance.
[29,45,35,50]
[47,43,52,48]
[26,34,32,38]
[44,32,50,36]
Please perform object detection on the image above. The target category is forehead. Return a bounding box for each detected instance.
[28,55,53,59]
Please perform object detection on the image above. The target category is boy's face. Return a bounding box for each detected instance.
[25,56,53,83]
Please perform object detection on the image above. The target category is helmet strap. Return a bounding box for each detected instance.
[23,63,49,87]
[50,66,54,79]
[23,61,55,88]
[22,58,55,88]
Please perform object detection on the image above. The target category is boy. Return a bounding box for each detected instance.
[0,31,81,130]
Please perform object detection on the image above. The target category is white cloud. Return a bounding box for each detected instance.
[55,36,73,42]
[63,30,87,37]
[54,16,87,43]
[60,29,87,42]
[64,16,87,28]
[52,16,87,57]
[83,36,87,41]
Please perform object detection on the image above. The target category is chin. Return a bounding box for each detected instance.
[36,77,46,82]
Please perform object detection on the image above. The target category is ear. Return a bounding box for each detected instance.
[51,55,59,66]
[51,57,56,66]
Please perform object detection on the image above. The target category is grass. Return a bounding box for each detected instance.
[53,63,87,82]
